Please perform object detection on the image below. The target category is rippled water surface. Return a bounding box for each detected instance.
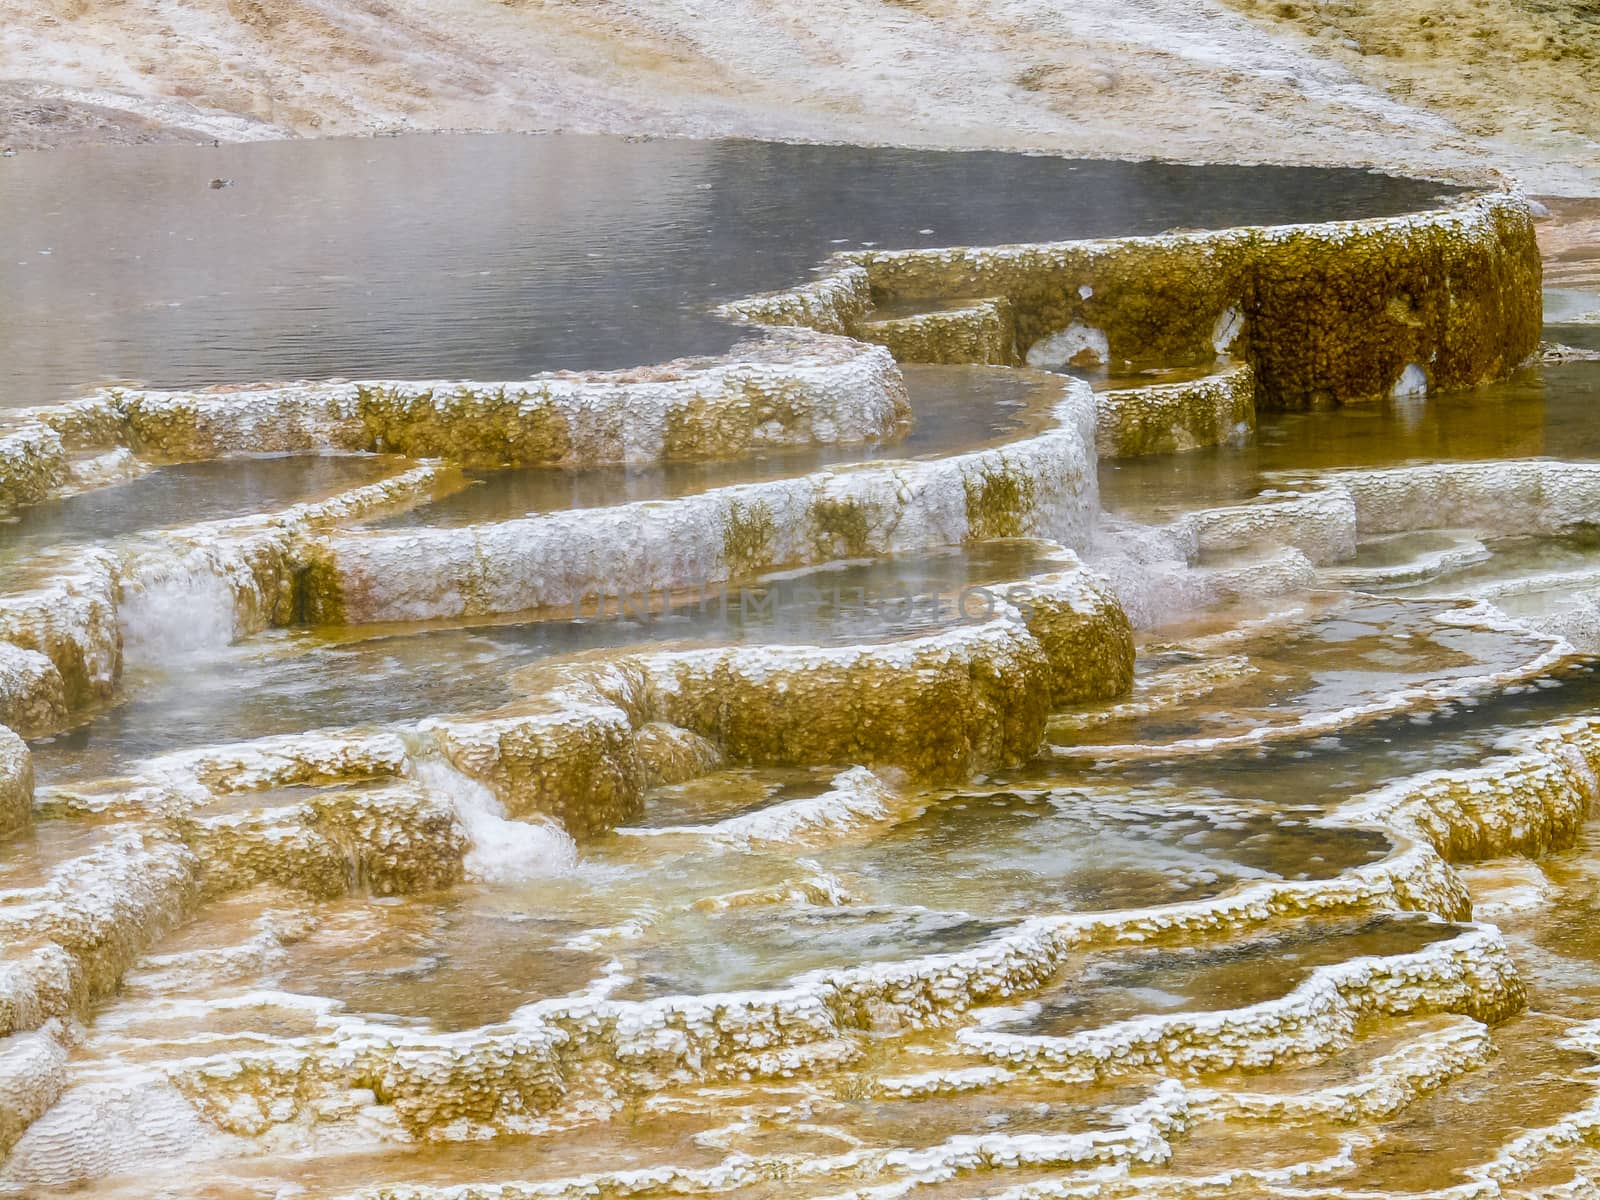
[9,133,1600,1200]
[0,135,1457,405]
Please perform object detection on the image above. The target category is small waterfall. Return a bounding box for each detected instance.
[1086,520,1204,630]
[407,754,578,882]
[117,562,240,667]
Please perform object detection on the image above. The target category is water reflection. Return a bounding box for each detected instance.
[1098,362,1600,521]
[0,453,397,566]
[0,135,1457,406]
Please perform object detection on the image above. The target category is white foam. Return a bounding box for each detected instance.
[115,563,238,665]
[407,756,577,882]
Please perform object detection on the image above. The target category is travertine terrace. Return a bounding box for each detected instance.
[10,145,1600,1199]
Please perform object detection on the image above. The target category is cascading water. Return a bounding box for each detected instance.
[404,749,579,882]
[2,134,1595,1200]
[115,564,240,666]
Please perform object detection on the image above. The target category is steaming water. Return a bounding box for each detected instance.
[0,136,1456,406]
[5,133,1600,1200]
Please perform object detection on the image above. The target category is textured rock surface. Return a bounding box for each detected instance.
[0,552,121,713]
[0,331,907,471]
[0,1025,68,1159]
[0,427,69,517]
[0,727,31,840]
[0,832,199,1037]
[0,646,66,740]
[857,297,1019,366]
[186,784,469,899]
[431,552,1132,828]
[794,190,1544,410]
[304,382,1099,624]
[1096,363,1256,457]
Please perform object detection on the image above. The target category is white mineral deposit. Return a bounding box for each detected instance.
[3,10,1600,1198]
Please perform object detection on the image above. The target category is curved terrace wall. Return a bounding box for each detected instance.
[0,165,1568,1190]
[301,382,1100,626]
[0,331,909,516]
[731,189,1542,411]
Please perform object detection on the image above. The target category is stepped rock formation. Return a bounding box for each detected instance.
[8,152,1596,1197]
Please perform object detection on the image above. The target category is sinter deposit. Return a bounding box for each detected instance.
[10,136,1600,1199]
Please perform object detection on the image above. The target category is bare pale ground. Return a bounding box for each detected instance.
[0,0,1596,192]
[1542,198,1600,290]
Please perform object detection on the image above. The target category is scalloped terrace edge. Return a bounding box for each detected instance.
[12,699,1595,1157]
[0,175,1552,1176]
[725,187,1541,411]
[0,182,1548,775]
[0,330,910,515]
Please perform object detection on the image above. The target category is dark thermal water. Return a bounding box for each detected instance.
[0,134,1457,406]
